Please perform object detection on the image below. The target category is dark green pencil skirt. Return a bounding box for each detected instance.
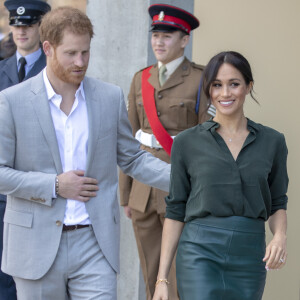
[176,216,266,300]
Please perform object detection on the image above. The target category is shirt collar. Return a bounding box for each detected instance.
[42,68,85,102]
[158,56,185,77]
[16,48,42,68]
[202,118,260,134]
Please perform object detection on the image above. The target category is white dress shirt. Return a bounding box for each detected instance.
[158,55,185,81]
[43,68,90,225]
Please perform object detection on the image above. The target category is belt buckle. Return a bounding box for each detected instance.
[151,135,161,148]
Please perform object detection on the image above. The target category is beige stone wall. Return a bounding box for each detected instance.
[0,2,10,35]
[47,0,86,11]
[193,1,300,299]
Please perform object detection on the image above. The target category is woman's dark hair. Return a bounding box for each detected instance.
[202,51,258,104]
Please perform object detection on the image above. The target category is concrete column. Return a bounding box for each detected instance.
[86,1,194,299]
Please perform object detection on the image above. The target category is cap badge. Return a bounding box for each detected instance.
[17,6,25,15]
[158,11,165,21]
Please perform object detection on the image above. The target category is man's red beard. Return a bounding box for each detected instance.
[51,51,87,85]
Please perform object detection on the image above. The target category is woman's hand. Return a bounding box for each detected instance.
[263,233,287,270]
[263,209,287,270]
[152,281,169,300]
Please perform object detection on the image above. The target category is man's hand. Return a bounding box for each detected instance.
[123,206,132,219]
[57,170,98,202]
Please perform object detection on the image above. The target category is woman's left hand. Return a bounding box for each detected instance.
[263,234,287,270]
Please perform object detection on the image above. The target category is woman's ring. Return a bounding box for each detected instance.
[279,258,285,263]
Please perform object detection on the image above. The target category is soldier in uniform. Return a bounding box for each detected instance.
[0,1,50,299]
[119,4,215,300]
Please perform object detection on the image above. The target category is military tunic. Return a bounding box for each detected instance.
[119,57,212,212]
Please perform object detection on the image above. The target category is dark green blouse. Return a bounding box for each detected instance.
[165,119,288,222]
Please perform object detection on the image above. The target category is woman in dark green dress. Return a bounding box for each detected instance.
[153,51,288,300]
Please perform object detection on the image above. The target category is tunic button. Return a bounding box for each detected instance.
[157,112,161,117]
[56,220,62,226]
[180,102,184,107]
[157,94,163,99]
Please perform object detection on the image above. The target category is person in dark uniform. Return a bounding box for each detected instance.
[0,0,50,91]
[119,4,215,300]
[153,51,288,300]
[0,1,50,299]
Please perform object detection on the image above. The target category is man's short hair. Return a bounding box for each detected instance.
[39,6,94,47]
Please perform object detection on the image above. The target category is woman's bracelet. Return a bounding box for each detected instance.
[155,278,170,287]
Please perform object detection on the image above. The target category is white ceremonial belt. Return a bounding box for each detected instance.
[135,129,175,149]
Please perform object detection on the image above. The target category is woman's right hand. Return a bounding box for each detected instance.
[152,282,169,300]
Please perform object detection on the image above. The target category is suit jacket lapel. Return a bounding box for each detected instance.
[3,54,19,86]
[29,73,63,174]
[148,64,160,90]
[83,77,101,173]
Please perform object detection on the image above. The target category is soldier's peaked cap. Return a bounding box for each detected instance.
[4,0,51,26]
[148,4,199,34]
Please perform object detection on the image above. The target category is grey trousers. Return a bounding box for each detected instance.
[14,226,117,300]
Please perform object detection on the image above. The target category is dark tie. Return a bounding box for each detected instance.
[18,57,27,82]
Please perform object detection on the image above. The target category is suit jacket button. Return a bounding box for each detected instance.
[157,111,161,117]
[157,93,163,99]
[180,102,184,107]
[56,221,62,226]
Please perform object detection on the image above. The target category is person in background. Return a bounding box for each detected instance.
[0,0,50,90]
[153,51,288,300]
[0,32,16,60]
[0,6,171,299]
[0,1,50,299]
[119,4,215,300]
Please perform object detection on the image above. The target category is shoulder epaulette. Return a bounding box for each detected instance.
[191,62,205,71]
[137,63,157,74]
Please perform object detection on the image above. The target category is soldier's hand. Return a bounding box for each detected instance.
[57,170,98,202]
[124,206,132,219]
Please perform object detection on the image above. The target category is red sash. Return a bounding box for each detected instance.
[141,66,173,156]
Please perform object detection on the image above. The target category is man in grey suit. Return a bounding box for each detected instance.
[0,6,170,300]
[0,1,51,299]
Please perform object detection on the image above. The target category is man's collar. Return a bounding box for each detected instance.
[16,48,42,67]
[158,55,185,75]
[42,68,85,102]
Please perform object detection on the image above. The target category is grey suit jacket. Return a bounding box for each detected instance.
[0,72,170,279]
[0,51,46,92]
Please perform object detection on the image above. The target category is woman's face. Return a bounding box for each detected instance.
[210,63,251,118]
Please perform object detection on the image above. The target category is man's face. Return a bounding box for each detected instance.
[11,23,40,56]
[48,30,91,85]
[151,31,189,64]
